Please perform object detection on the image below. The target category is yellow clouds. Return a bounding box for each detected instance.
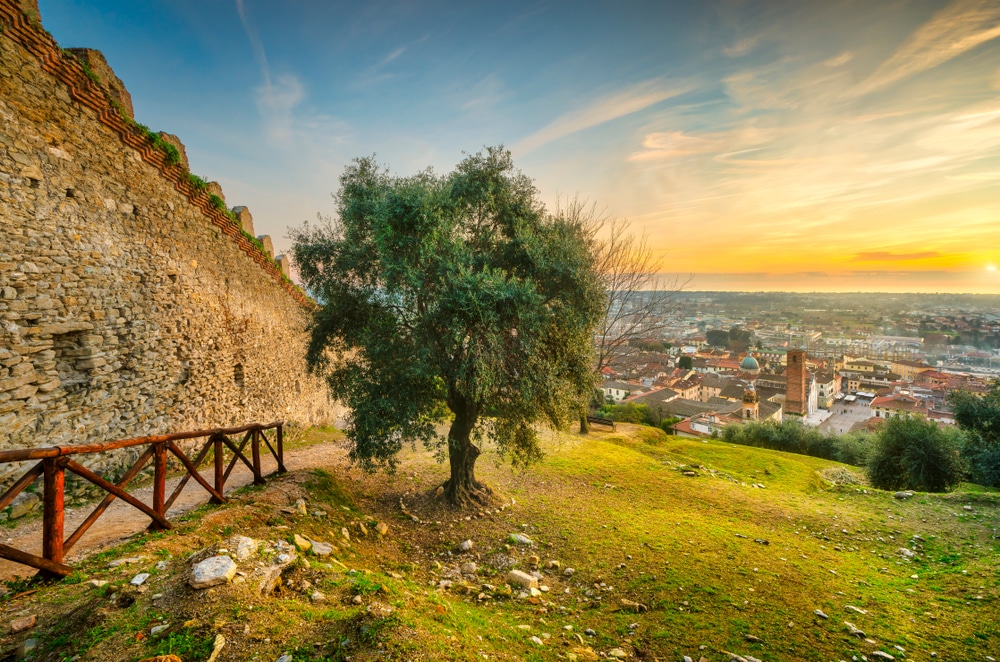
[853,0,1000,96]
[512,80,687,156]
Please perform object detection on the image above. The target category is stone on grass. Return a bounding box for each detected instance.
[376,521,389,536]
[150,624,169,636]
[845,622,866,638]
[508,533,533,546]
[9,615,35,634]
[294,498,308,515]
[309,540,333,557]
[893,491,914,500]
[871,653,895,661]
[461,562,477,575]
[108,557,142,568]
[813,609,828,619]
[234,536,257,561]
[608,649,627,659]
[293,534,311,552]
[276,656,293,662]
[310,591,326,603]
[131,573,150,586]
[190,556,238,589]
[459,539,474,552]
[563,567,576,577]
[506,569,538,590]
[19,639,39,657]
[206,634,226,662]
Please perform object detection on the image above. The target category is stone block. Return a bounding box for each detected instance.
[232,207,254,236]
[506,570,538,590]
[257,235,274,258]
[156,133,188,171]
[64,49,134,120]
[206,182,225,203]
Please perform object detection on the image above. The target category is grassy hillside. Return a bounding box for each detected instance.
[0,425,996,661]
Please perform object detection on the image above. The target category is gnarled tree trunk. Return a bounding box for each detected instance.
[442,395,490,507]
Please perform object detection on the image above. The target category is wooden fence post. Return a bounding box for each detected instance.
[251,428,264,485]
[149,442,167,530]
[211,434,225,504]
[42,458,65,572]
[276,424,286,474]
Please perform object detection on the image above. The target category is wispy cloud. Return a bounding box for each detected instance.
[724,35,759,57]
[512,80,686,156]
[235,1,349,150]
[852,251,943,262]
[382,46,406,65]
[854,0,1000,96]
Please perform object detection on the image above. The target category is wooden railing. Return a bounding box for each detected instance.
[0,422,285,578]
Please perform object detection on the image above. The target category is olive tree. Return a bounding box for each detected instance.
[291,148,604,507]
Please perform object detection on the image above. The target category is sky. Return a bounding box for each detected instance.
[36,0,1000,293]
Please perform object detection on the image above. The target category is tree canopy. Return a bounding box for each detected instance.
[950,381,1000,487]
[291,148,604,506]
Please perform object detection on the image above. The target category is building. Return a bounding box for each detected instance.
[785,349,808,416]
[602,380,639,403]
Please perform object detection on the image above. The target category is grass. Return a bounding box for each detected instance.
[0,424,995,661]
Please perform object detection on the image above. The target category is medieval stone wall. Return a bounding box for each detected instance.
[0,2,339,484]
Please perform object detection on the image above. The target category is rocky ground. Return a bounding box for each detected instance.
[0,425,996,661]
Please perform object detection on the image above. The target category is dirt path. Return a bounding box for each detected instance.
[0,441,350,581]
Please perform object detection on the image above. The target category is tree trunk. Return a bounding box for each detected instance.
[579,413,590,434]
[442,396,490,508]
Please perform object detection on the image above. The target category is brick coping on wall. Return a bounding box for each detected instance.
[0,1,314,309]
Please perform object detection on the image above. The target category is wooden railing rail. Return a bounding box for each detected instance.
[0,422,285,578]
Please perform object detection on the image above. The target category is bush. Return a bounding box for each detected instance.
[950,382,1000,487]
[720,420,873,466]
[867,415,964,492]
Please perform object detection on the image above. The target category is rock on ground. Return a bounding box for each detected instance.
[190,556,238,589]
[506,570,538,589]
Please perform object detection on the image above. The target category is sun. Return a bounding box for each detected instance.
[988,264,998,272]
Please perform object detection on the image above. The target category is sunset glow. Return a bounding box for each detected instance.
[39,0,1000,292]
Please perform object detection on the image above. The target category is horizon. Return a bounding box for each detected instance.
[36,0,1000,294]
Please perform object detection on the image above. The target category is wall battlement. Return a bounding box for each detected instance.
[0,2,308,307]
[0,0,338,486]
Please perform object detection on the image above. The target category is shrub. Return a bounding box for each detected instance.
[867,415,964,492]
[950,382,1000,487]
[721,420,875,467]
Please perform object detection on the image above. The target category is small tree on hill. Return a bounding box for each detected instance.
[950,381,1000,487]
[555,200,690,432]
[291,148,604,507]
[867,415,964,492]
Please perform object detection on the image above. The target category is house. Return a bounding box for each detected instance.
[871,394,928,418]
[601,380,639,403]
[698,374,732,402]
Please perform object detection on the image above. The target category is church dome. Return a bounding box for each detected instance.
[740,354,759,372]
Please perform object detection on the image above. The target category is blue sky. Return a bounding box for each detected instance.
[37,0,1000,292]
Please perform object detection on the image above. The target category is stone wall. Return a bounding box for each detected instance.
[0,2,339,484]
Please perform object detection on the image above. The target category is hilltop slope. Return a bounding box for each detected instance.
[0,425,996,661]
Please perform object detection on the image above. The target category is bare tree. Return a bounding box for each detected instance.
[553,199,691,432]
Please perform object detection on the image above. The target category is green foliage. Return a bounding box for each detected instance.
[678,356,693,370]
[631,339,671,352]
[596,402,682,433]
[351,574,383,595]
[867,415,964,492]
[149,629,215,658]
[721,420,873,466]
[187,173,209,190]
[950,381,1000,487]
[290,147,604,488]
[208,193,226,211]
[598,402,649,424]
[706,329,729,347]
